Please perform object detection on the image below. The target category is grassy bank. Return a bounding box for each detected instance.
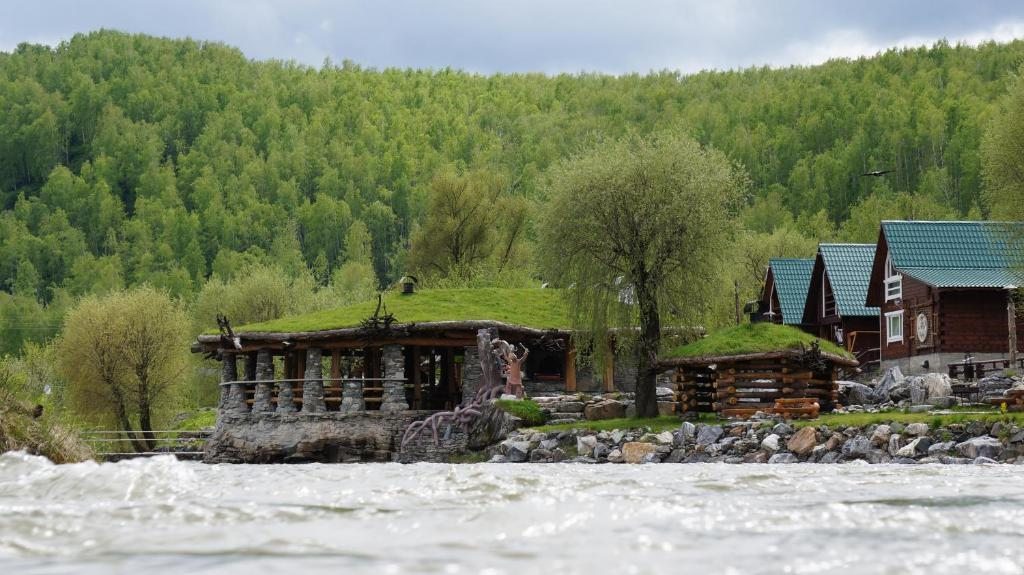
[0,389,92,463]
[794,407,1024,429]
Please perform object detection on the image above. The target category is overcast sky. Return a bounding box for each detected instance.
[2,1,1024,74]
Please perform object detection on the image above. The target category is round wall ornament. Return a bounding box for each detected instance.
[916,312,929,343]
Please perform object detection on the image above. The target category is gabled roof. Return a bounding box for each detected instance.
[804,244,879,322]
[880,221,1024,289]
[767,258,814,325]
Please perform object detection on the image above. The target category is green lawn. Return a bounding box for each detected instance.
[665,322,853,360]
[528,415,688,433]
[237,288,571,333]
[794,407,1024,429]
[494,399,546,426]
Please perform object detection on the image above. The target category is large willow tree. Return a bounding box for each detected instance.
[540,133,745,417]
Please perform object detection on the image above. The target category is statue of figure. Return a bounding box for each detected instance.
[492,339,528,398]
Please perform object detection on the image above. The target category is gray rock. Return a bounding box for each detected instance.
[529,448,553,462]
[724,456,745,464]
[771,423,794,436]
[819,451,844,464]
[841,436,872,458]
[973,456,1000,465]
[768,452,799,464]
[550,448,568,462]
[904,423,930,436]
[923,373,953,399]
[908,405,932,413]
[592,443,611,460]
[640,453,662,464]
[1010,429,1024,444]
[663,448,687,463]
[576,435,598,457]
[887,434,903,456]
[539,438,559,451]
[565,456,598,464]
[892,457,919,464]
[488,454,508,463]
[838,381,874,406]
[678,422,696,441]
[939,456,972,465]
[743,451,768,463]
[927,441,956,456]
[696,425,724,446]
[761,433,781,452]
[606,448,624,463]
[504,441,531,462]
[956,436,1004,459]
[654,431,675,444]
[872,366,905,403]
[870,424,892,446]
[896,437,931,457]
[865,449,891,464]
[684,453,712,463]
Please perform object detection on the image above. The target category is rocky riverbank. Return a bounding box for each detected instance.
[487,415,1024,465]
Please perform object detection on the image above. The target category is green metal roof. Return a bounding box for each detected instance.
[882,221,1024,288]
[820,243,879,317]
[768,258,814,325]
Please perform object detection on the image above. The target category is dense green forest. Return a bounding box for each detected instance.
[2,30,1024,362]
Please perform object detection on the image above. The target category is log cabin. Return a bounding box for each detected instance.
[865,220,1024,375]
[757,258,814,326]
[802,244,880,364]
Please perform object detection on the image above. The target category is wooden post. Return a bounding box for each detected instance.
[565,345,577,392]
[1009,288,1018,368]
[734,279,741,326]
[603,353,615,393]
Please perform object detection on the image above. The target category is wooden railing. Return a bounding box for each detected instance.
[219,377,408,412]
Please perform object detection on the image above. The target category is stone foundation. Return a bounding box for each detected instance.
[204,411,435,463]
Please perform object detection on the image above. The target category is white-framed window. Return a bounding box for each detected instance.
[884,254,902,301]
[886,310,904,344]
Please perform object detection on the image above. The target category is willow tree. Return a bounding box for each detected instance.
[58,286,189,451]
[540,133,745,417]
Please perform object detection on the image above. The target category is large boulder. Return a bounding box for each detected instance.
[904,422,930,437]
[768,452,799,464]
[696,425,724,446]
[584,399,626,421]
[922,373,953,399]
[869,425,892,447]
[761,434,781,453]
[622,442,658,464]
[871,366,905,403]
[956,436,1004,460]
[838,381,874,406]
[576,435,599,457]
[841,436,872,459]
[787,426,819,456]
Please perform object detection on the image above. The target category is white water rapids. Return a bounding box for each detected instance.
[1,451,1023,574]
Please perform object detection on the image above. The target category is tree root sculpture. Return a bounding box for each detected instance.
[401,383,504,448]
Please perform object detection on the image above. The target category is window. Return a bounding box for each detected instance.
[884,254,902,301]
[886,311,904,343]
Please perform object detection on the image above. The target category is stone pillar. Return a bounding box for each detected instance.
[222,352,248,414]
[380,344,409,412]
[461,345,482,404]
[276,353,297,413]
[340,379,365,413]
[252,350,274,413]
[302,348,326,413]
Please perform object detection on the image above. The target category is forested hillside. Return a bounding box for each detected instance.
[2,30,1024,354]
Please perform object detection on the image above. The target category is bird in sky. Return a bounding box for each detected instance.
[861,169,894,177]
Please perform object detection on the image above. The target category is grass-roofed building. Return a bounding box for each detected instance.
[195,287,627,416]
[662,323,857,418]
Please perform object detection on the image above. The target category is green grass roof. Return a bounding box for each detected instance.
[237,288,571,333]
[665,322,853,360]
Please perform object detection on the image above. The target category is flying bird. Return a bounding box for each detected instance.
[861,169,894,177]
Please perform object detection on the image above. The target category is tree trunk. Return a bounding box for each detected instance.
[633,272,661,418]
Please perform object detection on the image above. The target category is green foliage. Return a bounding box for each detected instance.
[494,399,546,426]
[238,287,570,332]
[982,68,1024,220]
[0,360,92,463]
[667,322,852,359]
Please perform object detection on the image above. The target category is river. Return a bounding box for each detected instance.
[1,451,1022,574]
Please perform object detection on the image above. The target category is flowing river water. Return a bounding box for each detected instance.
[1,452,1023,574]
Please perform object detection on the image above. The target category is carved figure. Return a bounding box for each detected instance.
[492,339,528,398]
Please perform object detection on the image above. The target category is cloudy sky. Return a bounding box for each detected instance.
[2,1,1024,74]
